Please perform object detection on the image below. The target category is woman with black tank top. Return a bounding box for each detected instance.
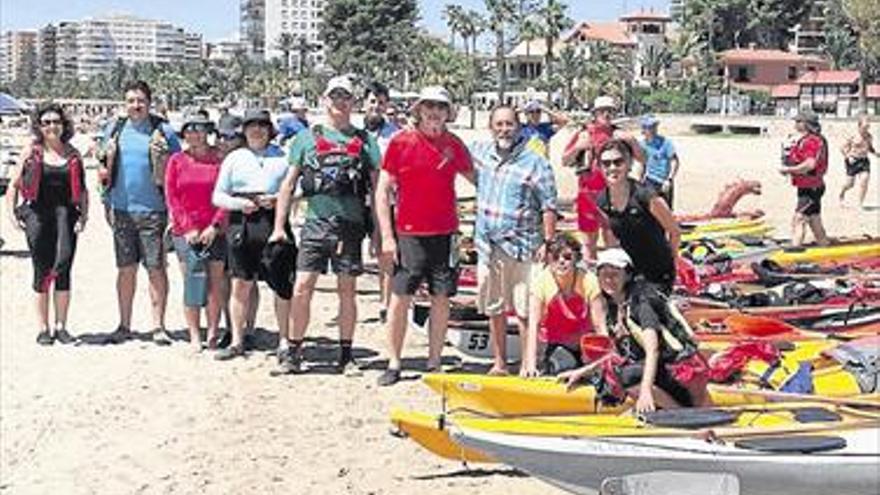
[6,103,89,345]
[596,139,680,294]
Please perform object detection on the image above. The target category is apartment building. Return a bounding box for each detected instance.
[0,30,38,83]
[242,0,326,67]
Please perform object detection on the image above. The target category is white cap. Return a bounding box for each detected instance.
[415,86,452,106]
[323,76,355,97]
[593,95,617,110]
[596,248,632,270]
[288,96,307,110]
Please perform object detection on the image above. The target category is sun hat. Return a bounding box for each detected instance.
[217,114,242,139]
[640,114,660,129]
[323,76,355,97]
[414,86,452,106]
[180,112,215,134]
[242,108,273,127]
[596,248,633,270]
[794,110,820,132]
[593,95,617,111]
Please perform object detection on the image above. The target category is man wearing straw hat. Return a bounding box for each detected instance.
[375,86,474,386]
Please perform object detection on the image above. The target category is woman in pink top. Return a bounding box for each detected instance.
[165,114,227,350]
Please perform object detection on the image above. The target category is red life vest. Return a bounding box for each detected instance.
[787,133,828,189]
[18,144,84,206]
[541,275,593,345]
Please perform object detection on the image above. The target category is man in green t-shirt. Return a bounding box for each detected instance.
[272,76,381,375]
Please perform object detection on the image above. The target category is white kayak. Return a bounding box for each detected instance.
[453,426,880,495]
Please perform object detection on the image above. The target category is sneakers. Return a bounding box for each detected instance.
[36,329,54,346]
[272,347,302,375]
[214,344,245,361]
[377,368,401,387]
[337,358,363,377]
[105,325,131,345]
[151,328,173,346]
[53,327,76,345]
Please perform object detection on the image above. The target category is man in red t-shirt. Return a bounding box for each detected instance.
[375,86,474,386]
[562,96,642,260]
[780,111,829,247]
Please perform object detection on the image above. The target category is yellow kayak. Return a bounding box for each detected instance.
[680,217,768,233]
[681,223,774,242]
[769,240,880,265]
[391,399,880,463]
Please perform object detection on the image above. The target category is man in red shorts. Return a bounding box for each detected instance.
[562,96,642,260]
[375,86,474,386]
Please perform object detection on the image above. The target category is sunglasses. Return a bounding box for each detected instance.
[184,124,213,133]
[328,90,353,101]
[600,157,627,169]
[555,251,576,262]
[422,101,450,110]
[40,118,62,127]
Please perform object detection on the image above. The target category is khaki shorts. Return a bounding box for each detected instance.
[477,247,533,318]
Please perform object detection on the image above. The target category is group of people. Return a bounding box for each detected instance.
[7,74,870,413]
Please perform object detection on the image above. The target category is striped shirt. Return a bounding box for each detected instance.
[470,139,557,261]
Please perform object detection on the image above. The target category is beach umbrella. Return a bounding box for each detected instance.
[0,92,29,115]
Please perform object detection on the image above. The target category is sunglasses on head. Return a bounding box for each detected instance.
[600,157,626,169]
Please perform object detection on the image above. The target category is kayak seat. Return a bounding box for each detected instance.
[642,409,737,429]
[734,435,847,454]
[793,407,842,423]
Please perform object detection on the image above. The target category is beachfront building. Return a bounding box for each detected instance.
[241,0,326,67]
[772,70,880,117]
[0,31,38,84]
[36,25,58,78]
[47,16,202,80]
[621,10,673,87]
[718,47,829,94]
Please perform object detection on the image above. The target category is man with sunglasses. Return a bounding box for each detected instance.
[97,80,181,345]
[375,86,475,386]
[469,105,558,376]
[272,76,381,375]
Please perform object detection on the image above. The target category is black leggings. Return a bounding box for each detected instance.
[22,205,78,292]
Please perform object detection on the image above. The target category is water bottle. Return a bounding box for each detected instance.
[184,246,209,308]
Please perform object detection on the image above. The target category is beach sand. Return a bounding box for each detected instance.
[1,123,878,494]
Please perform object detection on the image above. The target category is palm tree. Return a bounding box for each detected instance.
[552,45,586,109]
[484,0,519,105]
[539,0,572,101]
[294,36,319,79]
[443,4,466,49]
[519,13,543,59]
[276,33,297,76]
[639,46,673,89]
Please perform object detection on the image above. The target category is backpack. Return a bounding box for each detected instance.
[101,114,171,193]
[299,124,372,199]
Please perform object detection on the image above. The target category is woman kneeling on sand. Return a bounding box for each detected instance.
[558,249,710,414]
[6,103,88,345]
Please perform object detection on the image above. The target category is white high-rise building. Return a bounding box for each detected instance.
[242,0,326,68]
[53,15,199,80]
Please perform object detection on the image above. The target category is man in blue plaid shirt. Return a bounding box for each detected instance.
[470,105,558,376]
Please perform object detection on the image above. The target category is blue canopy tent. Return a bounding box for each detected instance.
[0,92,30,115]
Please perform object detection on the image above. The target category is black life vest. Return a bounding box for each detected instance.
[299,124,371,199]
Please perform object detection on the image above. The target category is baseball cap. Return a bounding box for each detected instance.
[415,86,452,106]
[323,76,355,97]
[596,248,633,270]
[640,114,660,128]
[593,95,617,111]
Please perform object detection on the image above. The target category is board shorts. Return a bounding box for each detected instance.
[796,186,825,217]
[112,210,167,269]
[392,234,458,297]
[296,216,366,276]
[476,246,532,318]
[845,157,870,177]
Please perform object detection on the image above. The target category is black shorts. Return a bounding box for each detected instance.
[296,216,366,276]
[845,157,870,177]
[226,209,296,299]
[619,362,694,407]
[796,186,825,216]
[112,210,167,269]
[392,234,458,297]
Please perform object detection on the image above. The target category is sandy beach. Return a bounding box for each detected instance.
[1,121,878,494]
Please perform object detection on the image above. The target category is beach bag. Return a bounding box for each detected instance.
[184,246,209,308]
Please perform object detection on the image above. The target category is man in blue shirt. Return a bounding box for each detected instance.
[470,105,558,376]
[519,99,569,157]
[98,80,181,345]
[639,115,680,208]
[277,96,309,145]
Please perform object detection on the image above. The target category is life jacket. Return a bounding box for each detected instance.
[299,124,371,199]
[100,114,171,193]
[542,280,592,345]
[609,287,698,364]
[17,143,85,207]
[788,133,828,189]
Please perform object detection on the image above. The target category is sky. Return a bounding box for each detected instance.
[1,0,670,41]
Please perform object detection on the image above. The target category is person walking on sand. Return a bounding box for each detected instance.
[638,115,680,209]
[375,86,475,387]
[780,111,830,247]
[6,103,88,345]
[212,109,296,361]
[469,105,558,376]
[562,96,642,261]
[839,115,876,209]
[271,76,381,375]
[97,80,180,345]
[164,113,227,352]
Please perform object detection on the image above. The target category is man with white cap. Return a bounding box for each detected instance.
[638,114,679,208]
[519,99,569,157]
[375,85,475,386]
[561,96,642,261]
[271,75,381,375]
